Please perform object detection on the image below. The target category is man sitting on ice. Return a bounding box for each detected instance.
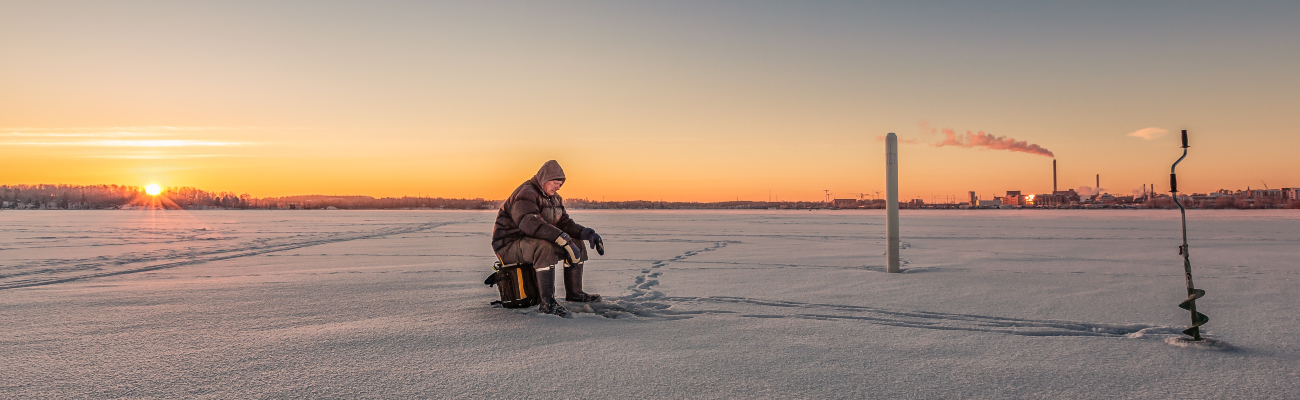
[492,160,605,317]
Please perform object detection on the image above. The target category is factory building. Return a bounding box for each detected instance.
[833,198,859,209]
[1034,189,1081,207]
[1001,191,1025,206]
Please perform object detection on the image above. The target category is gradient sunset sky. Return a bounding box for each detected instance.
[3,1,1297,202]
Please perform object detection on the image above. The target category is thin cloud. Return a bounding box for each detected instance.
[1,126,265,146]
[3,132,170,138]
[0,126,263,132]
[1127,127,1168,140]
[5,140,244,147]
[81,154,232,159]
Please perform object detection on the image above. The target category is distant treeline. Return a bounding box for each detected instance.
[0,184,815,210]
[0,185,495,210]
[2,184,144,210]
[565,199,829,210]
[3,184,1296,210]
[255,195,495,210]
[0,184,831,211]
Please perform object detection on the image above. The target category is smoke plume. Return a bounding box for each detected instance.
[1076,186,1106,196]
[916,121,1054,158]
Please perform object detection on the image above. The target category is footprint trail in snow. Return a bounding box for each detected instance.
[568,240,1194,342]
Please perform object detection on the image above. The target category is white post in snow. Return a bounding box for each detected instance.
[886,132,900,273]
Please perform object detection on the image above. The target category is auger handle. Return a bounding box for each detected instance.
[1170,129,1189,193]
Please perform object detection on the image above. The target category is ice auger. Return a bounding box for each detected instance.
[1170,129,1207,341]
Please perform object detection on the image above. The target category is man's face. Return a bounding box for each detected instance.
[542,180,563,196]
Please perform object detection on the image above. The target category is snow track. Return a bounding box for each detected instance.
[667,296,1170,338]
[589,235,1188,341]
[625,241,730,300]
[0,221,461,290]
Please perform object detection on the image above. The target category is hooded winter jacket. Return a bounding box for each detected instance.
[491,160,587,253]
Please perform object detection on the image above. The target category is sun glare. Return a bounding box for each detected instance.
[145,184,162,196]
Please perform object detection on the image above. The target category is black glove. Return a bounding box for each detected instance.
[555,232,583,264]
[581,228,604,256]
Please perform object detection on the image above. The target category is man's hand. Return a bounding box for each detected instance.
[581,228,605,256]
[555,232,583,264]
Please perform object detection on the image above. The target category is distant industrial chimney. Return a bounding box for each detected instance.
[1052,159,1057,193]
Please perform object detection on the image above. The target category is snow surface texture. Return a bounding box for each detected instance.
[2,209,1297,398]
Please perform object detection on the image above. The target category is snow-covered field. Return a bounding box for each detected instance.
[3,209,1297,398]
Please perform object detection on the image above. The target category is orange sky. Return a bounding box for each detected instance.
[3,2,1297,202]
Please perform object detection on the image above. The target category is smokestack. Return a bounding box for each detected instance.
[1053,159,1057,193]
[1096,174,1099,192]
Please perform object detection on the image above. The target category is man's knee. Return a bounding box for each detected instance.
[513,237,562,268]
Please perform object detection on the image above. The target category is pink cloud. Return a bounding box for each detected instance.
[1127,127,1168,140]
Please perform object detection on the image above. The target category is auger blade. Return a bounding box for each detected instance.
[1180,311,1207,340]
[1178,288,1205,310]
[1192,310,1208,326]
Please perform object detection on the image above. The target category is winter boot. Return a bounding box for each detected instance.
[537,296,571,318]
[564,262,602,302]
[535,264,571,317]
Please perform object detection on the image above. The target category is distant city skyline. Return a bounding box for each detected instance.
[3,2,1297,201]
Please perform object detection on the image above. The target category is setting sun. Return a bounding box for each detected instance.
[145,184,161,196]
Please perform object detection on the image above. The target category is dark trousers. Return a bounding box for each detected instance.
[499,237,588,268]
[498,237,587,298]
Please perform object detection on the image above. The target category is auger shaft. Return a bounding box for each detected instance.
[1170,129,1206,341]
